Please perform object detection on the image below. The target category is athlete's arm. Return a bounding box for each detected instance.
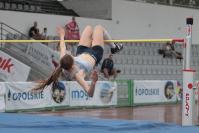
[56,27,71,59]
[75,70,98,97]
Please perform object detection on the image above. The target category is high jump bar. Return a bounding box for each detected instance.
[0,38,184,43]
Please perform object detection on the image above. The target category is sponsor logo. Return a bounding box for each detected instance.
[99,83,114,104]
[0,57,14,73]
[52,82,66,103]
[185,93,190,116]
[135,87,159,96]
[71,90,89,100]
[7,89,44,101]
[71,83,115,103]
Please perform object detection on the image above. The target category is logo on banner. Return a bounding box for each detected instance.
[52,81,66,103]
[71,90,89,100]
[0,57,14,73]
[185,93,190,116]
[7,89,11,101]
[99,83,114,104]
[7,89,44,101]
[135,86,159,96]
[164,81,175,99]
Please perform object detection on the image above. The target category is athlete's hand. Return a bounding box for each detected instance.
[56,27,65,38]
[91,70,98,82]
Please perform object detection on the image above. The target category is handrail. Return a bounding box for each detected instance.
[0,23,2,41]
[0,22,28,38]
[1,28,15,35]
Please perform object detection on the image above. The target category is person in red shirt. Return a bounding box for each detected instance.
[65,16,80,55]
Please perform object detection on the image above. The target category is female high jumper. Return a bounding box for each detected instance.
[33,25,123,97]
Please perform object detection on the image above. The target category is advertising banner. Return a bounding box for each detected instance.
[0,51,30,81]
[0,96,5,112]
[133,80,177,104]
[0,83,5,112]
[69,81,117,106]
[4,81,117,111]
[26,43,59,70]
[5,82,69,111]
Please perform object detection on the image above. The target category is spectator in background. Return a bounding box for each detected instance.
[29,21,38,39]
[41,27,48,40]
[101,54,121,80]
[158,42,183,60]
[65,16,80,55]
[41,27,48,45]
[33,29,43,40]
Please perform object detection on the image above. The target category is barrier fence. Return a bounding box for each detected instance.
[0,80,181,113]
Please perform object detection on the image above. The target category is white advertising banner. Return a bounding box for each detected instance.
[0,82,5,95]
[0,83,5,112]
[69,81,117,106]
[5,82,69,111]
[0,96,5,112]
[133,80,177,104]
[0,51,30,81]
[26,43,59,70]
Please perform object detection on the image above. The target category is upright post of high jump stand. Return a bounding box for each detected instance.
[182,17,195,126]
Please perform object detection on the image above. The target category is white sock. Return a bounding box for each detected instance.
[103,29,116,48]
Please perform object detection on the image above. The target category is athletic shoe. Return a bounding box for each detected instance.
[111,43,123,54]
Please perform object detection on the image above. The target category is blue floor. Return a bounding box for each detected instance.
[0,113,199,133]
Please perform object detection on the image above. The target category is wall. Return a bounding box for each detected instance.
[60,0,112,20]
[112,0,199,44]
[0,10,114,36]
[0,0,199,44]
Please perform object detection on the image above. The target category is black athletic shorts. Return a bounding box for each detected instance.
[76,45,104,64]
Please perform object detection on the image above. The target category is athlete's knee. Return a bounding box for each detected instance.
[94,25,104,31]
[82,25,93,38]
[84,25,93,32]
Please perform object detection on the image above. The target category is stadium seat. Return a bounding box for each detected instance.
[24,4,30,11]
[5,2,10,9]
[36,6,41,12]
[30,5,35,11]
[127,57,132,64]
[0,2,4,8]
[17,4,23,10]
[11,3,17,10]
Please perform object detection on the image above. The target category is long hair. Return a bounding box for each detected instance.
[33,54,74,91]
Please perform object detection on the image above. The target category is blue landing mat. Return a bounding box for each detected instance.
[0,113,199,133]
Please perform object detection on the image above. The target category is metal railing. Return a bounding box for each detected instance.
[0,22,53,81]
